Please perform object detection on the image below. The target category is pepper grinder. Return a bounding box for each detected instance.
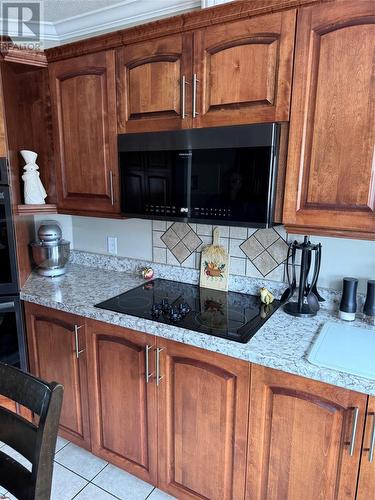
[339,277,358,321]
[363,280,375,323]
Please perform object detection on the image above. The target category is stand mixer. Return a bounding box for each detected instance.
[281,236,324,317]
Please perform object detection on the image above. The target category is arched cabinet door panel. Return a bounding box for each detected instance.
[283,1,375,238]
[86,320,158,485]
[157,338,250,500]
[193,10,296,128]
[117,33,193,133]
[49,51,119,214]
[246,365,367,500]
[24,302,91,449]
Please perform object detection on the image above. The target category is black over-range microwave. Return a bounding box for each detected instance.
[118,123,280,227]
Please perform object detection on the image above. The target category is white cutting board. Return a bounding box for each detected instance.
[307,321,375,380]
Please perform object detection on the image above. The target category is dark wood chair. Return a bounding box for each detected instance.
[0,363,64,500]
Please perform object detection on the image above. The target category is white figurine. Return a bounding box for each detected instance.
[21,150,47,205]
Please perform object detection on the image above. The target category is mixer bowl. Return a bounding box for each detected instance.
[30,240,70,277]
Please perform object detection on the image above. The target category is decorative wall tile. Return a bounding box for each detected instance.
[197,224,212,236]
[240,235,263,261]
[153,247,167,264]
[230,256,246,276]
[152,220,167,231]
[253,252,278,276]
[160,223,202,265]
[229,238,244,258]
[229,226,247,239]
[267,238,289,264]
[254,228,279,248]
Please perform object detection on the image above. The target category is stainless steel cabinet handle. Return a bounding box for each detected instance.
[156,347,164,386]
[349,407,359,456]
[145,345,153,383]
[74,325,85,359]
[109,170,114,205]
[192,73,199,118]
[181,75,189,119]
[368,412,375,463]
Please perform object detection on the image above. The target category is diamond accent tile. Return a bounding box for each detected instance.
[160,227,180,249]
[182,230,202,252]
[254,228,279,249]
[171,222,190,239]
[253,251,278,276]
[170,241,191,264]
[267,237,289,265]
[240,235,263,260]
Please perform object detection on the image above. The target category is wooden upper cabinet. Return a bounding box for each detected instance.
[193,10,296,128]
[24,303,91,448]
[283,1,375,239]
[247,365,368,500]
[157,338,250,500]
[357,396,375,500]
[117,33,193,133]
[49,51,119,214]
[86,320,158,485]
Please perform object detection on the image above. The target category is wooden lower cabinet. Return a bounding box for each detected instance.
[157,338,250,500]
[24,303,91,448]
[86,320,158,484]
[357,396,375,500]
[246,365,368,500]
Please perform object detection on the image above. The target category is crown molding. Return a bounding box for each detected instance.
[52,0,200,45]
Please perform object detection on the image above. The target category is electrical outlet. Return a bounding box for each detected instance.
[107,236,118,255]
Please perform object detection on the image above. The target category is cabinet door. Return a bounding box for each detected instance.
[0,82,6,157]
[357,396,375,500]
[24,303,91,448]
[157,338,250,500]
[49,51,119,214]
[283,2,375,238]
[117,33,193,133]
[247,365,367,500]
[193,10,296,128]
[86,320,158,484]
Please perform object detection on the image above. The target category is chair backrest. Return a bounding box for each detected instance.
[0,362,64,500]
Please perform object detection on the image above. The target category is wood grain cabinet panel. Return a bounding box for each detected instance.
[157,338,250,500]
[194,10,296,128]
[117,33,193,132]
[0,83,6,157]
[86,320,158,484]
[283,1,375,238]
[49,51,119,214]
[24,302,91,448]
[246,365,368,500]
[357,396,375,500]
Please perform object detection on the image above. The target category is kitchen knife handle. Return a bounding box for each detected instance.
[156,347,164,386]
[349,406,359,456]
[145,344,153,383]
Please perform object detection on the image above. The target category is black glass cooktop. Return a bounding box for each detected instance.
[95,279,280,344]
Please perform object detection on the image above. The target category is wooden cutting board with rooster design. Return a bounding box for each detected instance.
[199,227,229,291]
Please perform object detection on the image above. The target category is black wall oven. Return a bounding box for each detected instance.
[0,158,27,370]
[119,124,279,227]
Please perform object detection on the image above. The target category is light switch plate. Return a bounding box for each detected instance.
[107,236,118,255]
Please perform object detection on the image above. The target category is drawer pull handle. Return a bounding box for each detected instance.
[74,325,85,359]
[145,345,153,383]
[156,347,164,386]
[368,412,375,463]
[349,406,359,456]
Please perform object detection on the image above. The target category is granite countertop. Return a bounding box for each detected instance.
[21,262,375,396]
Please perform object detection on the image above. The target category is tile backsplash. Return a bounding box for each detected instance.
[33,215,375,292]
[152,220,289,281]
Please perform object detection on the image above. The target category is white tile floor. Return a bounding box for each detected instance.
[0,437,176,500]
